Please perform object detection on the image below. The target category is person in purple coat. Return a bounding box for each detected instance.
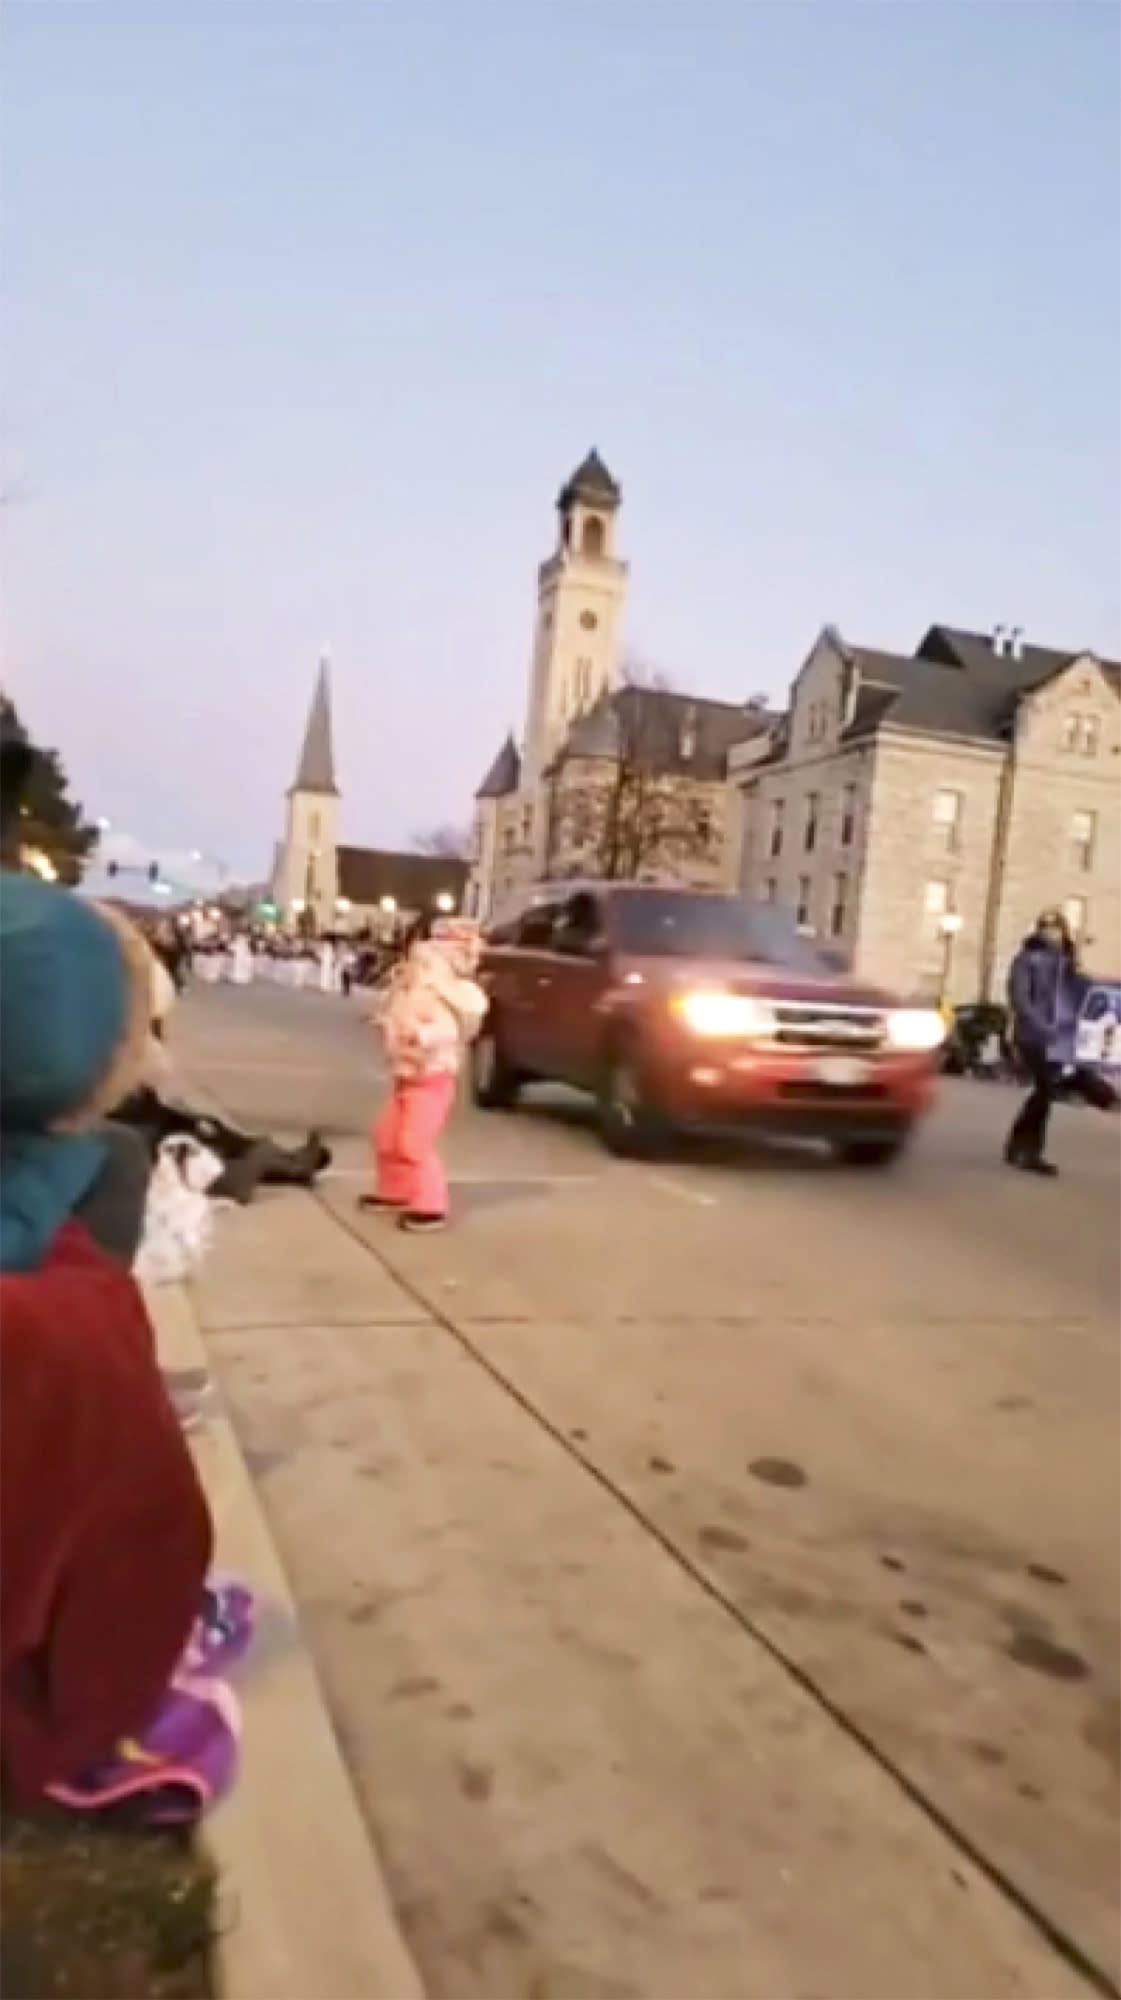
[1005,909,1118,1175]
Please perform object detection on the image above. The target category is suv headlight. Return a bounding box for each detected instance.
[886,1007,946,1053]
[671,991,775,1039]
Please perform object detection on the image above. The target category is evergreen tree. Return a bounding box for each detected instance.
[0,697,98,885]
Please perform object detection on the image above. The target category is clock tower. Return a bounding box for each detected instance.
[520,449,628,790]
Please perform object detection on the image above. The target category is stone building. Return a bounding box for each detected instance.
[468,453,772,918]
[731,623,1120,1000]
[272,661,468,933]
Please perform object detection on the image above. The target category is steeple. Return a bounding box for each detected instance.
[557,448,621,513]
[290,657,338,796]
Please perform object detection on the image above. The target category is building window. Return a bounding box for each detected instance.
[924,879,950,917]
[840,784,857,847]
[309,811,321,843]
[768,800,785,859]
[1063,714,1100,756]
[796,876,811,926]
[804,793,819,853]
[829,873,847,938]
[1070,809,1096,872]
[579,609,598,631]
[763,878,777,904]
[573,657,593,712]
[1064,895,1088,936]
[932,788,962,851]
[502,825,516,856]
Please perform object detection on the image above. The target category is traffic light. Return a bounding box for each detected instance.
[107,861,118,879]
[148,862,159,883]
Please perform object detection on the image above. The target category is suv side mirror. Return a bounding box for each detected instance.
[555,923,602,959]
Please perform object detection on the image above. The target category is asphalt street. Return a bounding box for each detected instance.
[174,980,1120,2000]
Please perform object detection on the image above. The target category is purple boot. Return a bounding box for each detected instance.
[45,1672,241,1826]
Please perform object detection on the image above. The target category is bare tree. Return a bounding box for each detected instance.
[545,657,720,883]
[412,822,472,860]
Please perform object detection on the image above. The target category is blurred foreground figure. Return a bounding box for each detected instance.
[0,872,245,1822]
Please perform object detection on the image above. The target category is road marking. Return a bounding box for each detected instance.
[644,1171,719,1209]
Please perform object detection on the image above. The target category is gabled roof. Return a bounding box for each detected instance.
[829,626,1121,748]
[337,846,470,911]
[475,733,521,798]
[918,625,1120,690]
[557,686,776,780]
[752,622,1120,769]
[290,658,339,795]
[557,449,621,512]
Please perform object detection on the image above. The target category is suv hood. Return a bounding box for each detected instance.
[622,956,901,1010]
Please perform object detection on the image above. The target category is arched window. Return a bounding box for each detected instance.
[581,514,605,557]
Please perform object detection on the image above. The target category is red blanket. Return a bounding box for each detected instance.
[1,1222,213,1801]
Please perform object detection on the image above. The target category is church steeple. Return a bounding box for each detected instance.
[289,656,338,796]
[274,655,340,926]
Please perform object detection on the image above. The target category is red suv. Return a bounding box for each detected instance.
[471,884,942,1165]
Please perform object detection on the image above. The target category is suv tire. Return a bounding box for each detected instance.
[470,1019,522,1110]
[833,1132,910,1169]
[597,1043,663,1158]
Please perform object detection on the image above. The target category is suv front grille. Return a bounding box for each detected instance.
[769,1001,887,1054]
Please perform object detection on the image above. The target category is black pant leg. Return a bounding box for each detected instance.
[1008,1048,1056,1161]
[1071,1066,1121,1113]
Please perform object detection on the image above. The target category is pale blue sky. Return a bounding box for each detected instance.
[4,0,1118,876]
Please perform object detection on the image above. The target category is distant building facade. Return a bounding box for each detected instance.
[271,663,468,933]
[731,623,1121,1000]
[468,453,773,919]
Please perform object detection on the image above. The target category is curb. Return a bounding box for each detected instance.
[148,1278,425,2000]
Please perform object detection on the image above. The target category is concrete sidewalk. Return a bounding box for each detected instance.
[176,1189,1106,2000]
[148,1275,424,2000]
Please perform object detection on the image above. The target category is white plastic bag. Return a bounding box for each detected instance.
[134,1136,224,1286]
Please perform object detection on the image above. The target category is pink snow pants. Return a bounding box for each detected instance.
[373,1074,457,1217]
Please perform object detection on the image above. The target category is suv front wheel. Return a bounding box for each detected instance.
[597,1044,664,1158]
[470,1019,522,1110]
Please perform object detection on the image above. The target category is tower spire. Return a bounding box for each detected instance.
[290,656,338,795]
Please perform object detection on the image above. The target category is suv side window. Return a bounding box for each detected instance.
[516,900,564,949]
[553,890,604,957]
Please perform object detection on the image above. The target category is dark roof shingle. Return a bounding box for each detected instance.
[290,659,338,795]
[475,734,521,798]
[557,449,621,511]
[839,627,1121,746]
[559,686,776,779]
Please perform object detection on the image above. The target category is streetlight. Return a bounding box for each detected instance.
[379,895,397,915]
[435,891,455,914]
[336,896,352,914]
[938,911,963,1006]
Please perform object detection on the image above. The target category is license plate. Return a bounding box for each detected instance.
[815,1057,870,1087]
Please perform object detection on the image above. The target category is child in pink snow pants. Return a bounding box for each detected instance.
[363,919,486,1234]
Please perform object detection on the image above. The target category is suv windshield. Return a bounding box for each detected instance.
[611,890,835,973]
